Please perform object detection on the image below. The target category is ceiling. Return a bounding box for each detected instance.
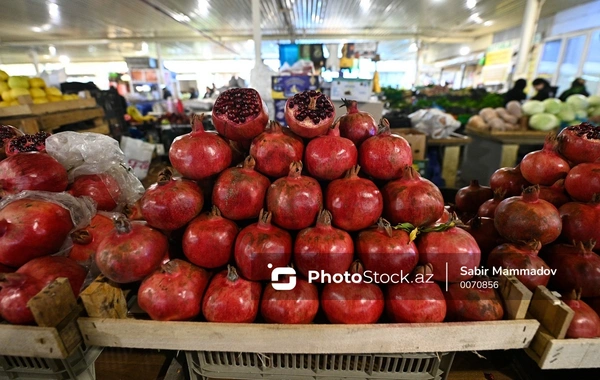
[0,0,594,64]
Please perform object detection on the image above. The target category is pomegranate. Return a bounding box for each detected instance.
[356,218,419,276]
[68,173,121,211]
[294,209,354,280]
[212,156,270,220]
[249,121,304,178]
[325,165,383,231]
[202,265,261,323]
[455,180,493,216]
[560,195,600,250]
[4,132,50,156]
[285,90,335,138]
[444,278,504,321]
[321,261,384,324]
[461,216,504,264]
[95,217,168,284]
[358,118,412,180]
[494,185,562,245]
[477,189,506,218]
[0,273,44,325]
[17,256,86,297]
[0,125,23,160]
[564,162,600,202]
[490,165,531,197]
[0,153,68,195]
[183,206,238,269]
[234,210,292,281]
[169,113,233,180]
[382,166,444,227]
[266,161,322,230]
[436,207,452,224]
[229,140,248,167]
[68,214,114,264]
[212,88,269,141]
[0,198,73,267]
[543,241,600,298]
[557,122,600,164]
[487,241,550,291]
[304,121,358,181]
[386,264,446,323]
[140,168,203,230]
[138,259,210,321]
[562,290,600,338]
[418,226,481,283]
[539,179,570,208]
[260,278,319,324]
[124,199,143,220]
[520,135,570,185]
[337,99,378,146]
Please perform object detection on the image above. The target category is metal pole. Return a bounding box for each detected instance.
[514,0,540,78]
[29,50,40,75]
[252,0,262,67]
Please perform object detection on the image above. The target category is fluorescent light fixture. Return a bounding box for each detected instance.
[460,46,471,55]
[173,13,191,22]
[466,0,476,9]
[59,55,70,64]
[360,0,371,11]
[47,2,60,19]
[408,42,418,52]
[484,20,493,26]
[49,45,57,56]
[31,26,43,32]
[42,24,52,31]
[197,0,209,16]
[469,12,483,24]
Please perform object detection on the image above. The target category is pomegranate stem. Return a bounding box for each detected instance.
[226,265,239,282]
[114,216,132,234]
[157,168,173,185]
[71,229,92,245]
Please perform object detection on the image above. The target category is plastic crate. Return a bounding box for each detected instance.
[0,345,102,380]
[186,351,455,380]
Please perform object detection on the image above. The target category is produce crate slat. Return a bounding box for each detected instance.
[0,98,97,118]
[77,318,539,354]
[38,107,105,131]
[499,275,532,320]
[80,275,128,319]
[465,126,552,144]
[28,278,77,327]
[528,286,573,339]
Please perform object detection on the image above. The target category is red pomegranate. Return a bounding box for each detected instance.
[356,218,419,277]
[564,162,600,202]
[212,88,269,141]
[95,217,168,283]
[212,156,270,220]
[477,189,506,218]
[0,153,67,195]
[260,278,319,324]
[138,260,210,321]
[337,99,378,146]
[124,199,143,220]
[494,185,562,245]
[4,132,50,156]
[0,273,44,325]
[68,214,114,264]
[0,198,73,267]
[249,121,304,178]
[234,210,292,281]
[68,173,121,211]
[444,279,504,321]
[140,168,203,230]
[358,118,412,180]
[557,122,600,164]
[562,290,600,338]
[539,179,570,208]
[325,165,383,231]
[487,241,550,291]
[382,166,444,227]
[461,216,504,264]
[455,180,494,216]
[560,196,600,250]
[305,121,358,181]
[321,261,384,324]
[543,241,600,298]
[169,113,233,180]
[436,207,452,224]
[520,135,570,185]
[0,125,24,160]
[266,161,322,230]
[183,206,238,269]
[285,90,335,138]
[202,265,261,323]
[386,264,446,323]
[490,165,531,197]
[294,209,354,280]
[17,256,86,297]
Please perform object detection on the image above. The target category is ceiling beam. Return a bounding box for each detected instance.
[277,0,296,43]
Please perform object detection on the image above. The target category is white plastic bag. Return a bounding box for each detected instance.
[409,109,461,139]
[120,136,156,180]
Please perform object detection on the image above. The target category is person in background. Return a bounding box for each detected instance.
[162,87,172,100]
[189,88,199,99]
[504,79,527,105]
[559,78,590,101]
[531,78,553,101]
[203,86,214,98]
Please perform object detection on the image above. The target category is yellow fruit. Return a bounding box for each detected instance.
[10,88,30,99]
[33,97,49,104]
[45,87,62,97]
[9,100,20,106]
[8,76,30,89]
[30,88,46,98]
[0,70,8,81]
[0,101,10,107]
[48,95,64,102]
[127,105,144,122]
[0,81,8,94]
[1,90,13,101]
[29,77,46,88]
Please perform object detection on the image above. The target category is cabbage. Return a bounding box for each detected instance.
[558,103,576,122]
[529,113,560,131]
[542,98,562,114]
[566,94,589,110]
[590,107,600,117]
[588,95,600,107]
[522,100,545,115]
[575,109,588,120]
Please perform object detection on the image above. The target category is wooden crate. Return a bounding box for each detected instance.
[0,278,83,359]
[0,95,97,118]
[525,286,600,369]
[78,275,539,354]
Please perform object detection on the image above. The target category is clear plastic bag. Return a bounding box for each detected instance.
[409,109,461,139]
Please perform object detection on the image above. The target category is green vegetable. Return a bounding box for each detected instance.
[529,113,560,131]
[588,95,600,108]
[522,100,545,115]
[542,98,562,114]
[575,109,588,120]
[590,107,600,117]
[558,102,575,122]
[566,94,589,110]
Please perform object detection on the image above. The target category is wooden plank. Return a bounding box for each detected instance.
[528,286,573,339]
[536,338,600,369]
[441,145,461,188]
[28,98,97,115]
[19,118,41,134]
[0,104,31,118]
[77,122,110,135]
[78,318,539,353]
[427,134,472,147]
[80,275,128,319]
[39,107,105,131]
[27,278,77,328]
[55,306,84,355]
[500,144,519,167]
[499,275,532,320]
[0,325,69,359]
[465,126,549,145]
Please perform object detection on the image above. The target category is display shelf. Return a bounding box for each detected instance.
[0,97,97,118]
[465,126,554,145]
[427,133,473,188]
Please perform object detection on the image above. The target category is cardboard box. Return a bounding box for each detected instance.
[391,128,427,161]
[273,99,287,126]
[271,75,320,99]
[330,79,372,102]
